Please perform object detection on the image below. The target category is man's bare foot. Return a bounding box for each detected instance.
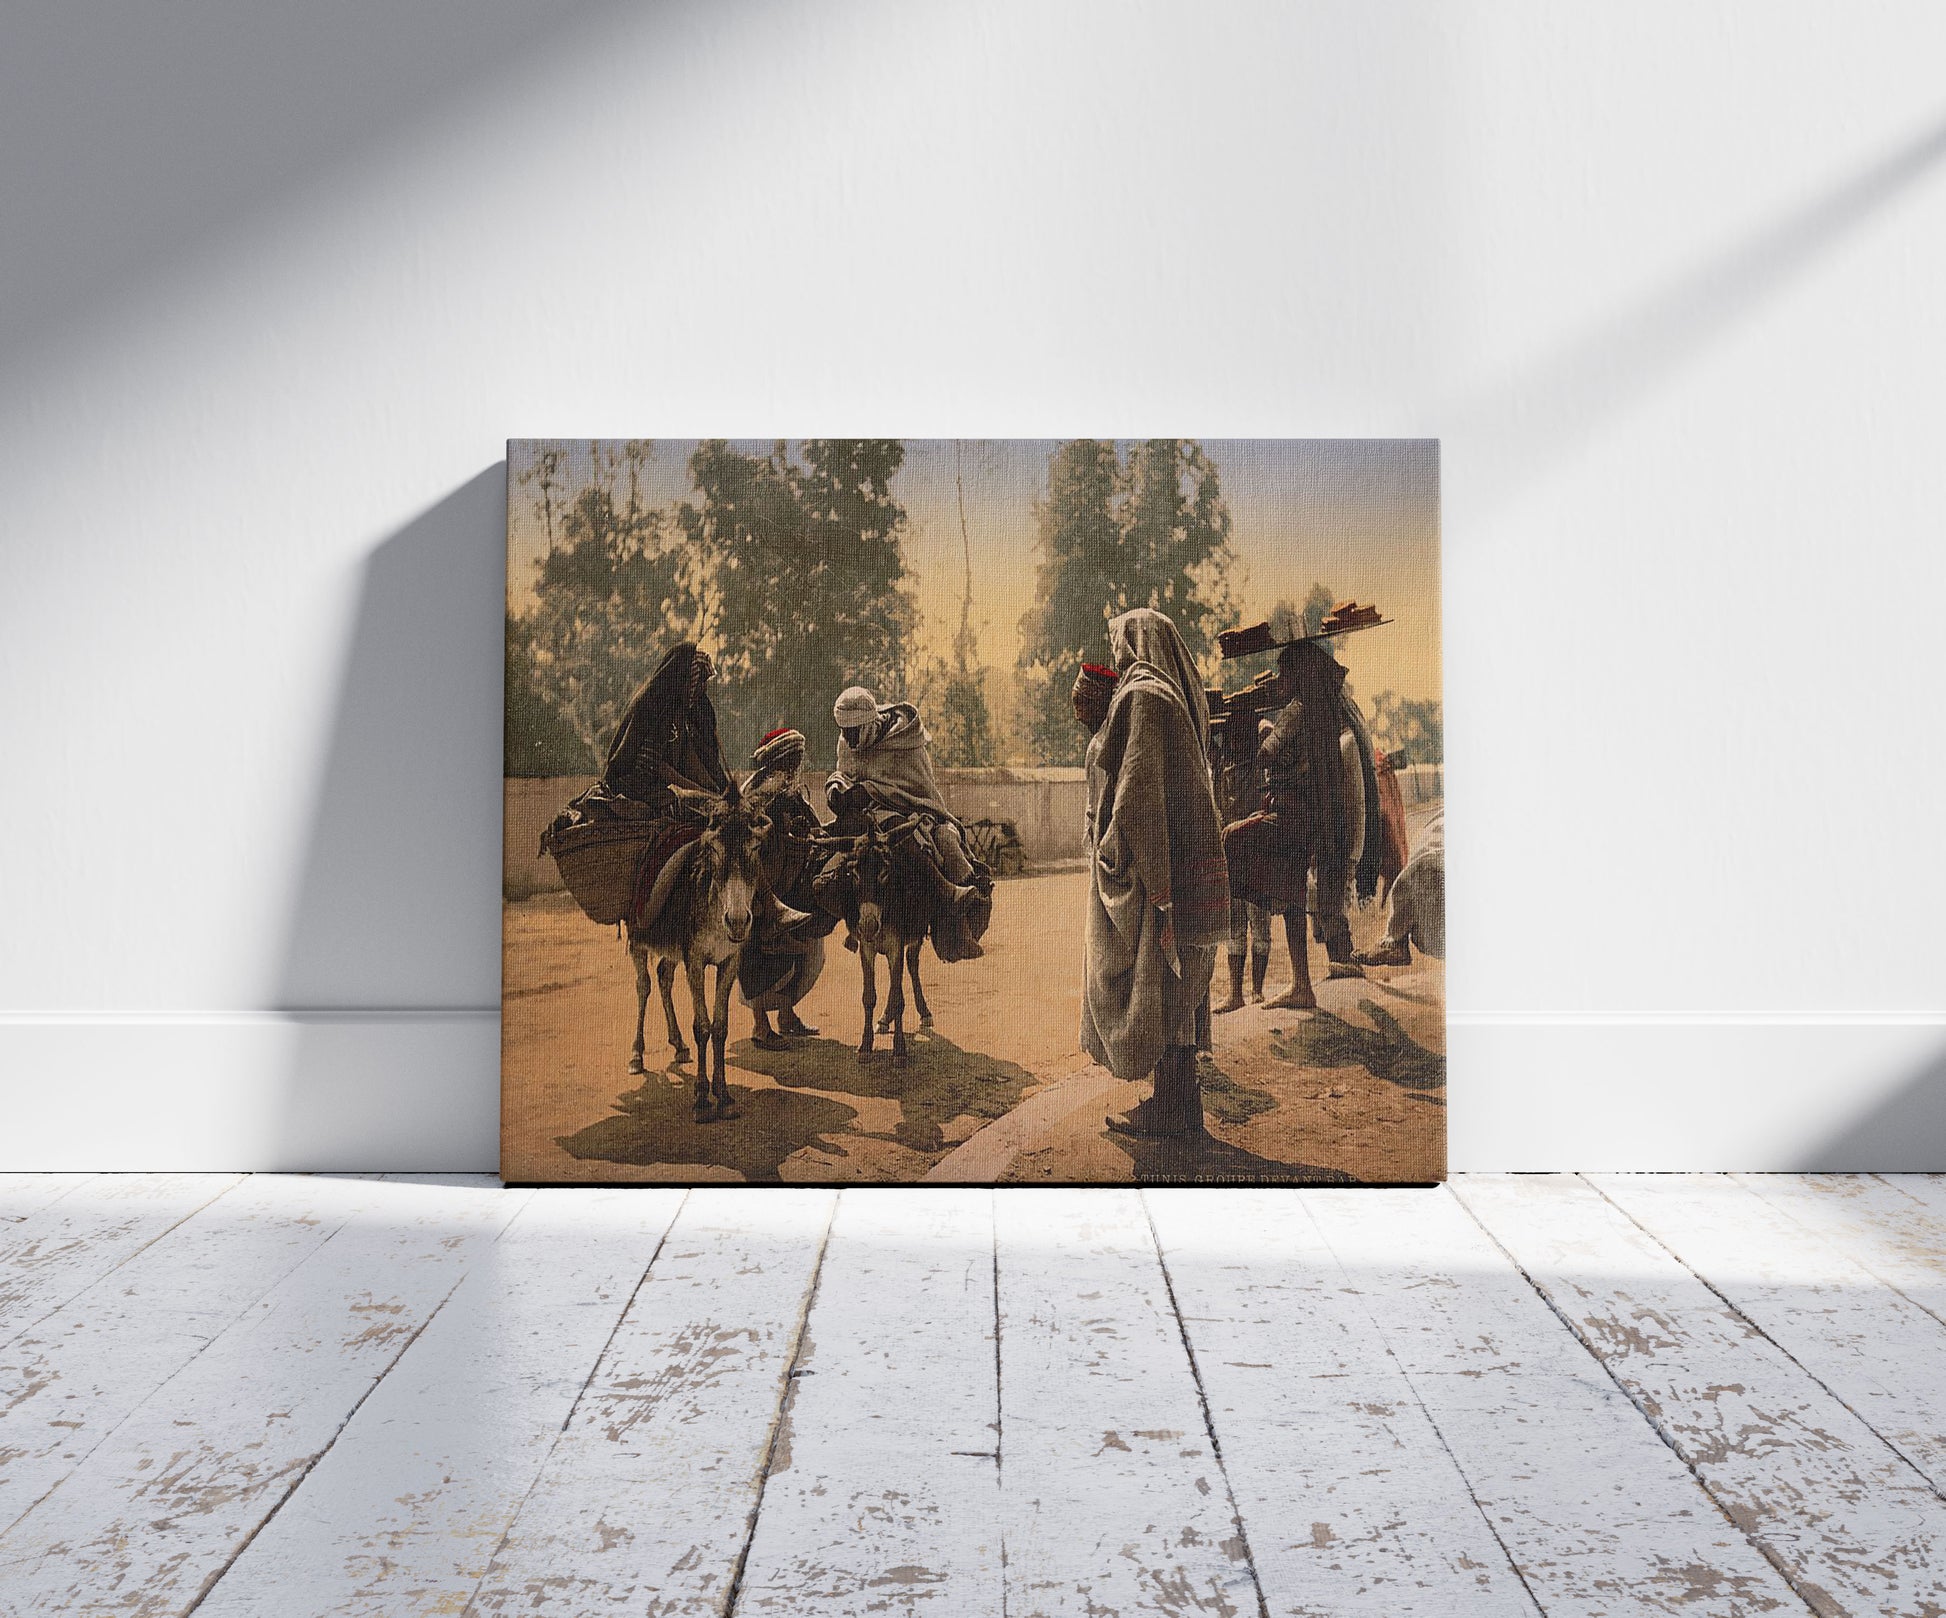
[1263,989,1318,1011]
[1353,939,1411,968]
[778,1010,819,1037]
[1213,992,1247,1014]
[749,1030,791,1052]
[1325,960,1365,979]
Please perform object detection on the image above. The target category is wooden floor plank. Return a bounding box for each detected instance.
[1594,1174,1946,1500]
[0,1174,403,1537]
[0,1174,96,1223]
[732,1188,1003,1615]
[464,1187,837,1616]
[1147,1188,1539,1616]
[1308,1186,1807,1616]
[995,1188,1261,1618]
[190,1186,686,1617]
[1458,1173,1946,1617]
[1734,1176,1946,1324]
[0,1173,245,1348]
[0,1176,526,1616]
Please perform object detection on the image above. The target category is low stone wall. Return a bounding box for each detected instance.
[503,775,596,900]
[933,767,1090,862]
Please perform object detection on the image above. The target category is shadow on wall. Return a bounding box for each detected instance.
[1796,1046,1946,1173]
[0,1,641,377]
[271,466,507,1170]
[1452,109,1946,512]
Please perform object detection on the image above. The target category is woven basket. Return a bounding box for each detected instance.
[543,818,656,926]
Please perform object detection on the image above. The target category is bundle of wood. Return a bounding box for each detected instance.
[1321,600,1383,633]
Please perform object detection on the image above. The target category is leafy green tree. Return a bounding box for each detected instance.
[1017,439,1236,764]
[523,442,697,761]
[680,439,916,767]
[1369,692,1443,764]
[505,613,597,776]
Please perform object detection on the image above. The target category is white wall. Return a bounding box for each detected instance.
[3,1,1942,1170]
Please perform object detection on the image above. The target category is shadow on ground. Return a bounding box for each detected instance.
[733,1032,1037,1154]
[1108,1126,1360,1187]
[1272,1000,1445,1094]
[1198,1058,1278,1126]
[555,1072,858,1185]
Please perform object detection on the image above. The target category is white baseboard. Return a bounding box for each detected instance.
[1449,1014,1946,1172]
[0,1012,500,1172]
[1,1012,1940,1173]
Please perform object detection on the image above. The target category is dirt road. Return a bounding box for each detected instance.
[501,813,1444,1185]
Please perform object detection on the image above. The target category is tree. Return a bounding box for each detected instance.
[680,439,917,767]
[523,442,698,761]
[505,613,596,776]
[1369,692,1443,764]
[931,441,998,767]
[1016,439,1237,764]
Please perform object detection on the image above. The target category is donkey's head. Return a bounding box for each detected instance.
[697,775,770,945]
[851,824,892,948]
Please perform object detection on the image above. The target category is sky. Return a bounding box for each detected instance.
[507,439,1441,706]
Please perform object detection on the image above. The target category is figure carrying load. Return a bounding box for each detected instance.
[1221,636,1383,1009]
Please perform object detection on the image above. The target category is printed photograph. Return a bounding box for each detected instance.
[503,439,1443,1184]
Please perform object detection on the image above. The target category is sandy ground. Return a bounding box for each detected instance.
[501,804,1445,1185]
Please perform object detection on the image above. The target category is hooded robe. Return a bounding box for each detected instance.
[599,643,730,927]
[829,701,961,827]
[1079,609,1230,1081]
[602,643,730,808]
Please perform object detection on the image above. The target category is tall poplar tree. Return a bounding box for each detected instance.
[1016,439,1236,765]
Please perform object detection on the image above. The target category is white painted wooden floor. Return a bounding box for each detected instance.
[2,1176,1944,1615]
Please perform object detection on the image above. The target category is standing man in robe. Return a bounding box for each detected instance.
[1083,608,1232,1139]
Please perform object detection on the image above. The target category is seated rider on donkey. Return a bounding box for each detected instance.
[815,685,994,961]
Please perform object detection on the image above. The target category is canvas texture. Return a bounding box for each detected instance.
[502,439,1444,1185]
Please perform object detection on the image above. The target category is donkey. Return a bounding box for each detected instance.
[833,820,937,1064]
[625,778,771,1121]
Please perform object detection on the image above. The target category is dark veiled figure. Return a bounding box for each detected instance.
[603,643,730,809]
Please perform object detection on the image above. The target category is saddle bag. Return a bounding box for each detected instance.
[541,816,658,926]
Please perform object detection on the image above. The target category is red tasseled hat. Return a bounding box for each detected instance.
[1080,663,1119,682]
[761,726,793,744]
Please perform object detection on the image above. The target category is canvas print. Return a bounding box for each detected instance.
[503,440,1443,1185]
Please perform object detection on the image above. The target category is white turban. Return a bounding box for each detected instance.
[833,686,879,728]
